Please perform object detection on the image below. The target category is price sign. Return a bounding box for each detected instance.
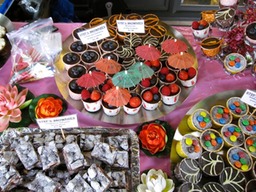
[241,89,256,108]
[36,114,79,129]
[78,23,110,44]
[116,20,145,33]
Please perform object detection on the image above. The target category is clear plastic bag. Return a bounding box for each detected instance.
[7,17,62,84]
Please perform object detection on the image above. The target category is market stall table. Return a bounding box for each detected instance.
[0,22,255,176]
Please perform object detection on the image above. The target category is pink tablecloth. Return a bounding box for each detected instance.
[0,22,255,176]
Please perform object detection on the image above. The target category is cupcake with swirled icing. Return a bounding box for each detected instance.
[226,97,249,119]
[219,167,246,192]
[198,151,225,176]
[187,108,212,132]
[121,57,136,68]
[123,34,142,48]
[202,182,225,192]
[174,158,202,184]
[214,8,235,30]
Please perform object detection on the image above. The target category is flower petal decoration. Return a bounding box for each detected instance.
[29,94,67,122]
[136,119,175,157]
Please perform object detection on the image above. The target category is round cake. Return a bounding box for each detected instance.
[226,97,249,119]
[245,179,256,192]
[174,158,202,184]
[175,134,202,159]
[227,146,253,172]
[238,115,256,136]
[63,52,81,70]
[244,135,256,159]
[224,53,247,74]
[68,79,84,100]
[221,124,245,147]
[187,108,212,132]
[69,40,87,53]
[67,64,87,79]
[178,182,202,192]
[202,182,225,192]
[200,129,224,152]
[219,167,246,192]
[210,105,233,128]
[198,151,225,176]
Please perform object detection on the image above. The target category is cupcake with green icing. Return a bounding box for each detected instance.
[187,108,212,132]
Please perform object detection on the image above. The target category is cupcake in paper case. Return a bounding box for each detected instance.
[123,93,142,115]
[142,13,159,27]
[177,67,198,88]
[149,25,167,39]
[198,151,225,177]
[177,182,202,192]
[67,64,87,80]
[160,83,181,105]
[219,167,246,192]
[214,8,236,30]
[187,108,212,132]
[210,105,233,128]
[226,96,249,119]
[227,146,253,172]
[238,114,256,136]
[244,135,256,159]
[68,79,83,100]
[252,161,256,179]
[245,22,256,45]
[100,39,119,53]
[221,124,245,147]
[174,158,202,184]
[81,50,100,67]
[72,27,87,41]
[224,53,247,74]
[141,87,161,111]
[81,88,102,113]
[245,179,256,192]
[63,52,81,70]
[176,134,202,159]
[69,40,87,54]
[101,100,121,116]
[200,129,224,152]
[202,182,225,192]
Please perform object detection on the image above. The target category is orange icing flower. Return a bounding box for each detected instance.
[35,97,63,118]
[139,123,167,154]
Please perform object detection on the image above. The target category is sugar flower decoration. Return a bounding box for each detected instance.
[0,84,28,131]
[137,169,175,192]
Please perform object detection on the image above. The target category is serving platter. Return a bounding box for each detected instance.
[54,19,198,124]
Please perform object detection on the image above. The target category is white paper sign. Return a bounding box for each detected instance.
[241,89,256,108]
[116,20,145,33]
[77,23,110,44]
[36,114,79,129]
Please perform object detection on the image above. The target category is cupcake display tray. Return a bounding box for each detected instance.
[170,89,256,190]
[54,20,198,124]
[0,127,140,191]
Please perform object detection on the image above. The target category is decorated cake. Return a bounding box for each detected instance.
[187,108,212,132]
[226,96,249,118]
[244,135,256,160]
[221,124,245,147]
[238,114,256,136]
[202,182,226,192]
[210,105,233,128]
[177,182,202,192]
[200,129,224,152]
[224,53,247,74]
[214,8,236,30]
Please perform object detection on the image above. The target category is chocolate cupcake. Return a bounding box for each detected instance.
[202,182,225,192]
[68,79,84,100]
[107,26,118,40]
[67,64,87,79]
[187,108,212,132]
[200,129,224,152]
[238,114,256,136]
[198,151,225,176]
[221,123,245,148]
[174,158,202,184]
[227,146,253,172]
[219,167,246,192]
[126,13,142,20]
[101,52,119,62]
[143,14,159,27]
[63,52,81,70]
[123,34,142,48]
[215,8,235,30]
[89,17,106,28]
[178,182,202,192]
[245,22,256,45]
[72,27,87,41]
[200,37,221,57]
[115,45,135,59]
[121,57,136,68]
[149,25,167,39]
[210,105,233,128]
[100,39,119,53]
[245,179,256,192]
[226,96,249,119]
[142,36,159,47]
[81,50,100,67]
[69,41,87,54]
[175,134,202,159]
[107,14,125,29]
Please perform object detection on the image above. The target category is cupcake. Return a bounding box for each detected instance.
[121,57,136,68]
[174,158,202,184]
[245,22,256,45]
[81,88,102,112]
[81,50,100,67]
[214,8,236,31]
[67,64,87,79]
[139,75,158,90]
[68,79,84,100]
[187,108,212,132]
[107,26,118,40]
[88,17,106,28]
[252,161,256,178]
[101,99,121,116]
[200,37,221,57]
[245,179,256,192]
[100,39,119,53]
[177,67,198,88]
[72,27,86,41]
[123,34,142,48]
[191,19,210,40]
[63,52,81,70]
[69,41,87,54]
[226,96,249,119]
[202,182,225,192]
[142,14,159,27]
[160,83,181,105]
[149,25,167,39]
[200,129,224,152]
[115,45,135,59]
[107,14,125,29]
[238,114,256,136]
[199,151,225,177]
[219,167,246,192]
[210,105,233,128]
[227,146,253,172]
[175,133,202,159]
[201,10,216,24]
[221,124,245,147]
[158,67,177,85]
[178,182,202,192]
[123,93,142,115]
[244,135,256,159]
[224,53,247,74]
[141,87,161,111]
[126,13,142,20]
[101,52,119,62]
[142,36,159,47]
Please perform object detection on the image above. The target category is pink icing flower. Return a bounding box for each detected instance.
[0,84,28,131]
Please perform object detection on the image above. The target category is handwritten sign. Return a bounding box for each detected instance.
[36,114,79,129]
[241,89,256,108]
[78,23,110,44]
[116,20,145,33]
